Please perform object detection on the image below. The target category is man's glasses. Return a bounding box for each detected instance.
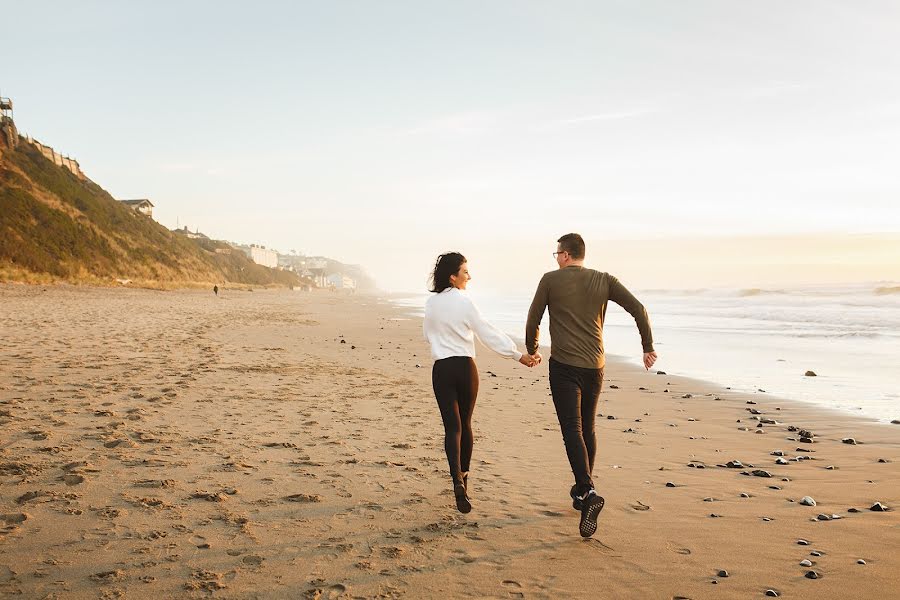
[552,251,568,258]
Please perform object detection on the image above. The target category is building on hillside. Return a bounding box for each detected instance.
[277,254,328,286]
[244,244,278,268]
[119,199,154,217]
[326,273,356,290]
[0,96,16,149]
[173,226,209,240]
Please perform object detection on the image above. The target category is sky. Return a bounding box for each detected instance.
[4,1,900,292]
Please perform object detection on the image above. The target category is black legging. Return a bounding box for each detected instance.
[432,356,479,484]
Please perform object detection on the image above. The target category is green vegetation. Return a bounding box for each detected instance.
[0,137,305,288]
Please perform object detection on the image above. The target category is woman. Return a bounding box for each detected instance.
[423,252,536,513]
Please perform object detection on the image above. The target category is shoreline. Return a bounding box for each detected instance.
[385,293,900,426]
[1,284,898,599]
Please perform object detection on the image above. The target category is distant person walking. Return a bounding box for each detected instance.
[213,285,219,296]
[525,233,657,537]
[424,252,536,513]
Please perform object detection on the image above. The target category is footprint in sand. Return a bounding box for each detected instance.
[502,580,525,598]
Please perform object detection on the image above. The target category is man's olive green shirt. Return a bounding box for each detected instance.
[526,266,654,369]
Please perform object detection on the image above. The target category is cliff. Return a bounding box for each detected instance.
[0,130,303,289]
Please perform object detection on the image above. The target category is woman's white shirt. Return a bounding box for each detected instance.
[423,288,523,361]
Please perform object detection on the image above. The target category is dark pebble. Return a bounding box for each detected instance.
[805,570,819,579]
[797,539,811,545]
[848,507,861,513]
[805,370,817,376]
[717,570,729,577]
[666,482,677,487]
[751,470,772,478]
[857,559,866,565]
[609,385,619,389]
[870,502,889,512]
[810,551,823,557]
[656,371,666,375]
[842,437,857,445]
[765,590,779,597]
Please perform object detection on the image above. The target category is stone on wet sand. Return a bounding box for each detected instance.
[842,437,858,445]
[870,502,889,512]
[857,559,867,565]
[800,559,813,567]
[766,589,780,597]
[751,469,772,478]
[805,370,817,376]
[800,496,816,506]
[717,570,729,577]
[805,570,820,579]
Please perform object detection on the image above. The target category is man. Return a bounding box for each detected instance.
[526,233,657,538]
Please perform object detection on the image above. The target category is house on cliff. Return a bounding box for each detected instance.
[119,199,154,217]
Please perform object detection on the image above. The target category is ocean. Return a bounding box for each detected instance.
[394,283,900,423]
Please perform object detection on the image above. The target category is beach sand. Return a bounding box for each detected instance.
[1,284,898,599]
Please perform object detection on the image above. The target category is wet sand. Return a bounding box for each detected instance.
[1,284,898,599]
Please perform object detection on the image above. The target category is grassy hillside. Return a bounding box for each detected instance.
[0,136,302,288]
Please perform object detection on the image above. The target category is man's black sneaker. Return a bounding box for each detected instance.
[571,485,584,511]
[578,490,605,538]
[454,483,472,514]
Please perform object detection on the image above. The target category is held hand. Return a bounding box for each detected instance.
[518,354,536,367]
[531,351,543,365]
[643,351,658,371]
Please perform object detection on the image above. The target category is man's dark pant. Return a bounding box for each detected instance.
[549,357,604,496]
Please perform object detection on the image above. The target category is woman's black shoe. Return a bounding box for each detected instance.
[454,482,472,513]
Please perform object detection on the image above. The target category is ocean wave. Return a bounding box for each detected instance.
[737,288,784,297]
[874,286,900,295]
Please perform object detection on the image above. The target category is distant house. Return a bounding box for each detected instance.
[326,273,356,290]
[173,226,209,240]
[249,245,278,268]
[119,199,154,217]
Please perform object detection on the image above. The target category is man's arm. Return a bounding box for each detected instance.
[608,275,654,354]
[525,275,549,356]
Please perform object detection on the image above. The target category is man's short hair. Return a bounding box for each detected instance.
[557,233,585,259]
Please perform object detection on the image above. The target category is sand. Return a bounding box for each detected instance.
[1,284,898,599]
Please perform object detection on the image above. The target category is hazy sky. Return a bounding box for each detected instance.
[4,1,900,291]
